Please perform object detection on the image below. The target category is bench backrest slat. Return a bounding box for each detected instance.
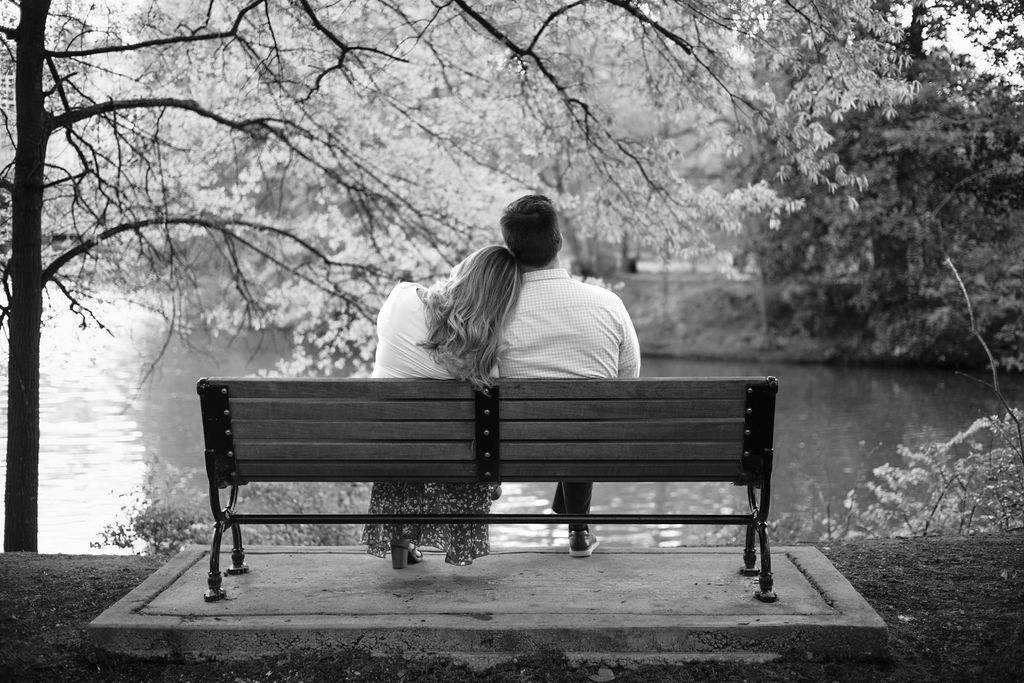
[502,399,744,420]
[231,399,475,421]
[235,420,475,441]
[232,418,741,442]
[498,378,752,400]
[236,458,739,483]
[216,378,472,400]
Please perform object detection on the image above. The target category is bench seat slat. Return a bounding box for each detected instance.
[231,399,474,421]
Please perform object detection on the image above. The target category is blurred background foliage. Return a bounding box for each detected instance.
[740,4,1024,371]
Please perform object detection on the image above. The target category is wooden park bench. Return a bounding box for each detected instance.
[197,376,779,603]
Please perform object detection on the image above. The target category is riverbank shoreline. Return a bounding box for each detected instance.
[1,534,1021,681]
[617,271,831,365]
[614,271,1015,372]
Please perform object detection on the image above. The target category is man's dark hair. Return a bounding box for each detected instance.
[500,194,561,268]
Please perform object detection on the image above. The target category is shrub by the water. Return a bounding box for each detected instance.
[848,410,1024,537]
[95,464,369,554]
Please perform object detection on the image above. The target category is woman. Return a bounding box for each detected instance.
[361,245,521,568]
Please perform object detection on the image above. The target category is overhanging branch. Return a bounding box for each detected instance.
[600,0,694,54]
[527,2,586,53]
[296,0,409,65]
[45,0,266,58]
[39,215,379,287]
[47,97,284,135]
[450,0,598,136]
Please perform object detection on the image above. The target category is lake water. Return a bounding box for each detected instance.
[2,307,1022,553]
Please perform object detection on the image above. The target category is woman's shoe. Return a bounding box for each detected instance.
[390,540,423,569]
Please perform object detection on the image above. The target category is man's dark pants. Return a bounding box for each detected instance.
[552,482,592,532]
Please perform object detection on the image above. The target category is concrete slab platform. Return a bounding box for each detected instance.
[87,545,887,663]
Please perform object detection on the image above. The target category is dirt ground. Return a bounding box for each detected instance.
[1,533,1022,682]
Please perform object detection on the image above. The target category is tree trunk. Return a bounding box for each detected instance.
[906,4,926,61]
[5,1,50,552]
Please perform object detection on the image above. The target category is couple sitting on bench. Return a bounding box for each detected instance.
[362,194,641,569]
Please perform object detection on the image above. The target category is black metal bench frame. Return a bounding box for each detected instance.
[197,376,779,603]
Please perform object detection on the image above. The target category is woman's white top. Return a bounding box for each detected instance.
[371,282,452,380]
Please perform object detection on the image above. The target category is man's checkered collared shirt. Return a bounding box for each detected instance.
[498,268,641,379]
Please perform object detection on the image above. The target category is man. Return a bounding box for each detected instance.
[498,194,641,558]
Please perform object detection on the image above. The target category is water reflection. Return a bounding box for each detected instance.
[0,306,288,553]
[2,308,1022,552]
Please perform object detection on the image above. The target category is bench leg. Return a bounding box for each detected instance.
[741,523,759,575]
[204,521,227,602]
[755,519,777,603]
[226,522,249,575]
[740,485,759,575]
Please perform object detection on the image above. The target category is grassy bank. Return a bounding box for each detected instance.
[615,271,825,364]
[1,534,1021,681]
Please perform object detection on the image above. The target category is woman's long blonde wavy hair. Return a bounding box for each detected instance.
[420,246,521,390]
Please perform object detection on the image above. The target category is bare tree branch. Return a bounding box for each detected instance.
[47,275,113,334]
[526,1,587,53]
[40,215,380,287]
[601,0,694,54]
[295,0,409,65]
[47,97,281,134]
[45,0,266,58]
[450,0,600,136]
